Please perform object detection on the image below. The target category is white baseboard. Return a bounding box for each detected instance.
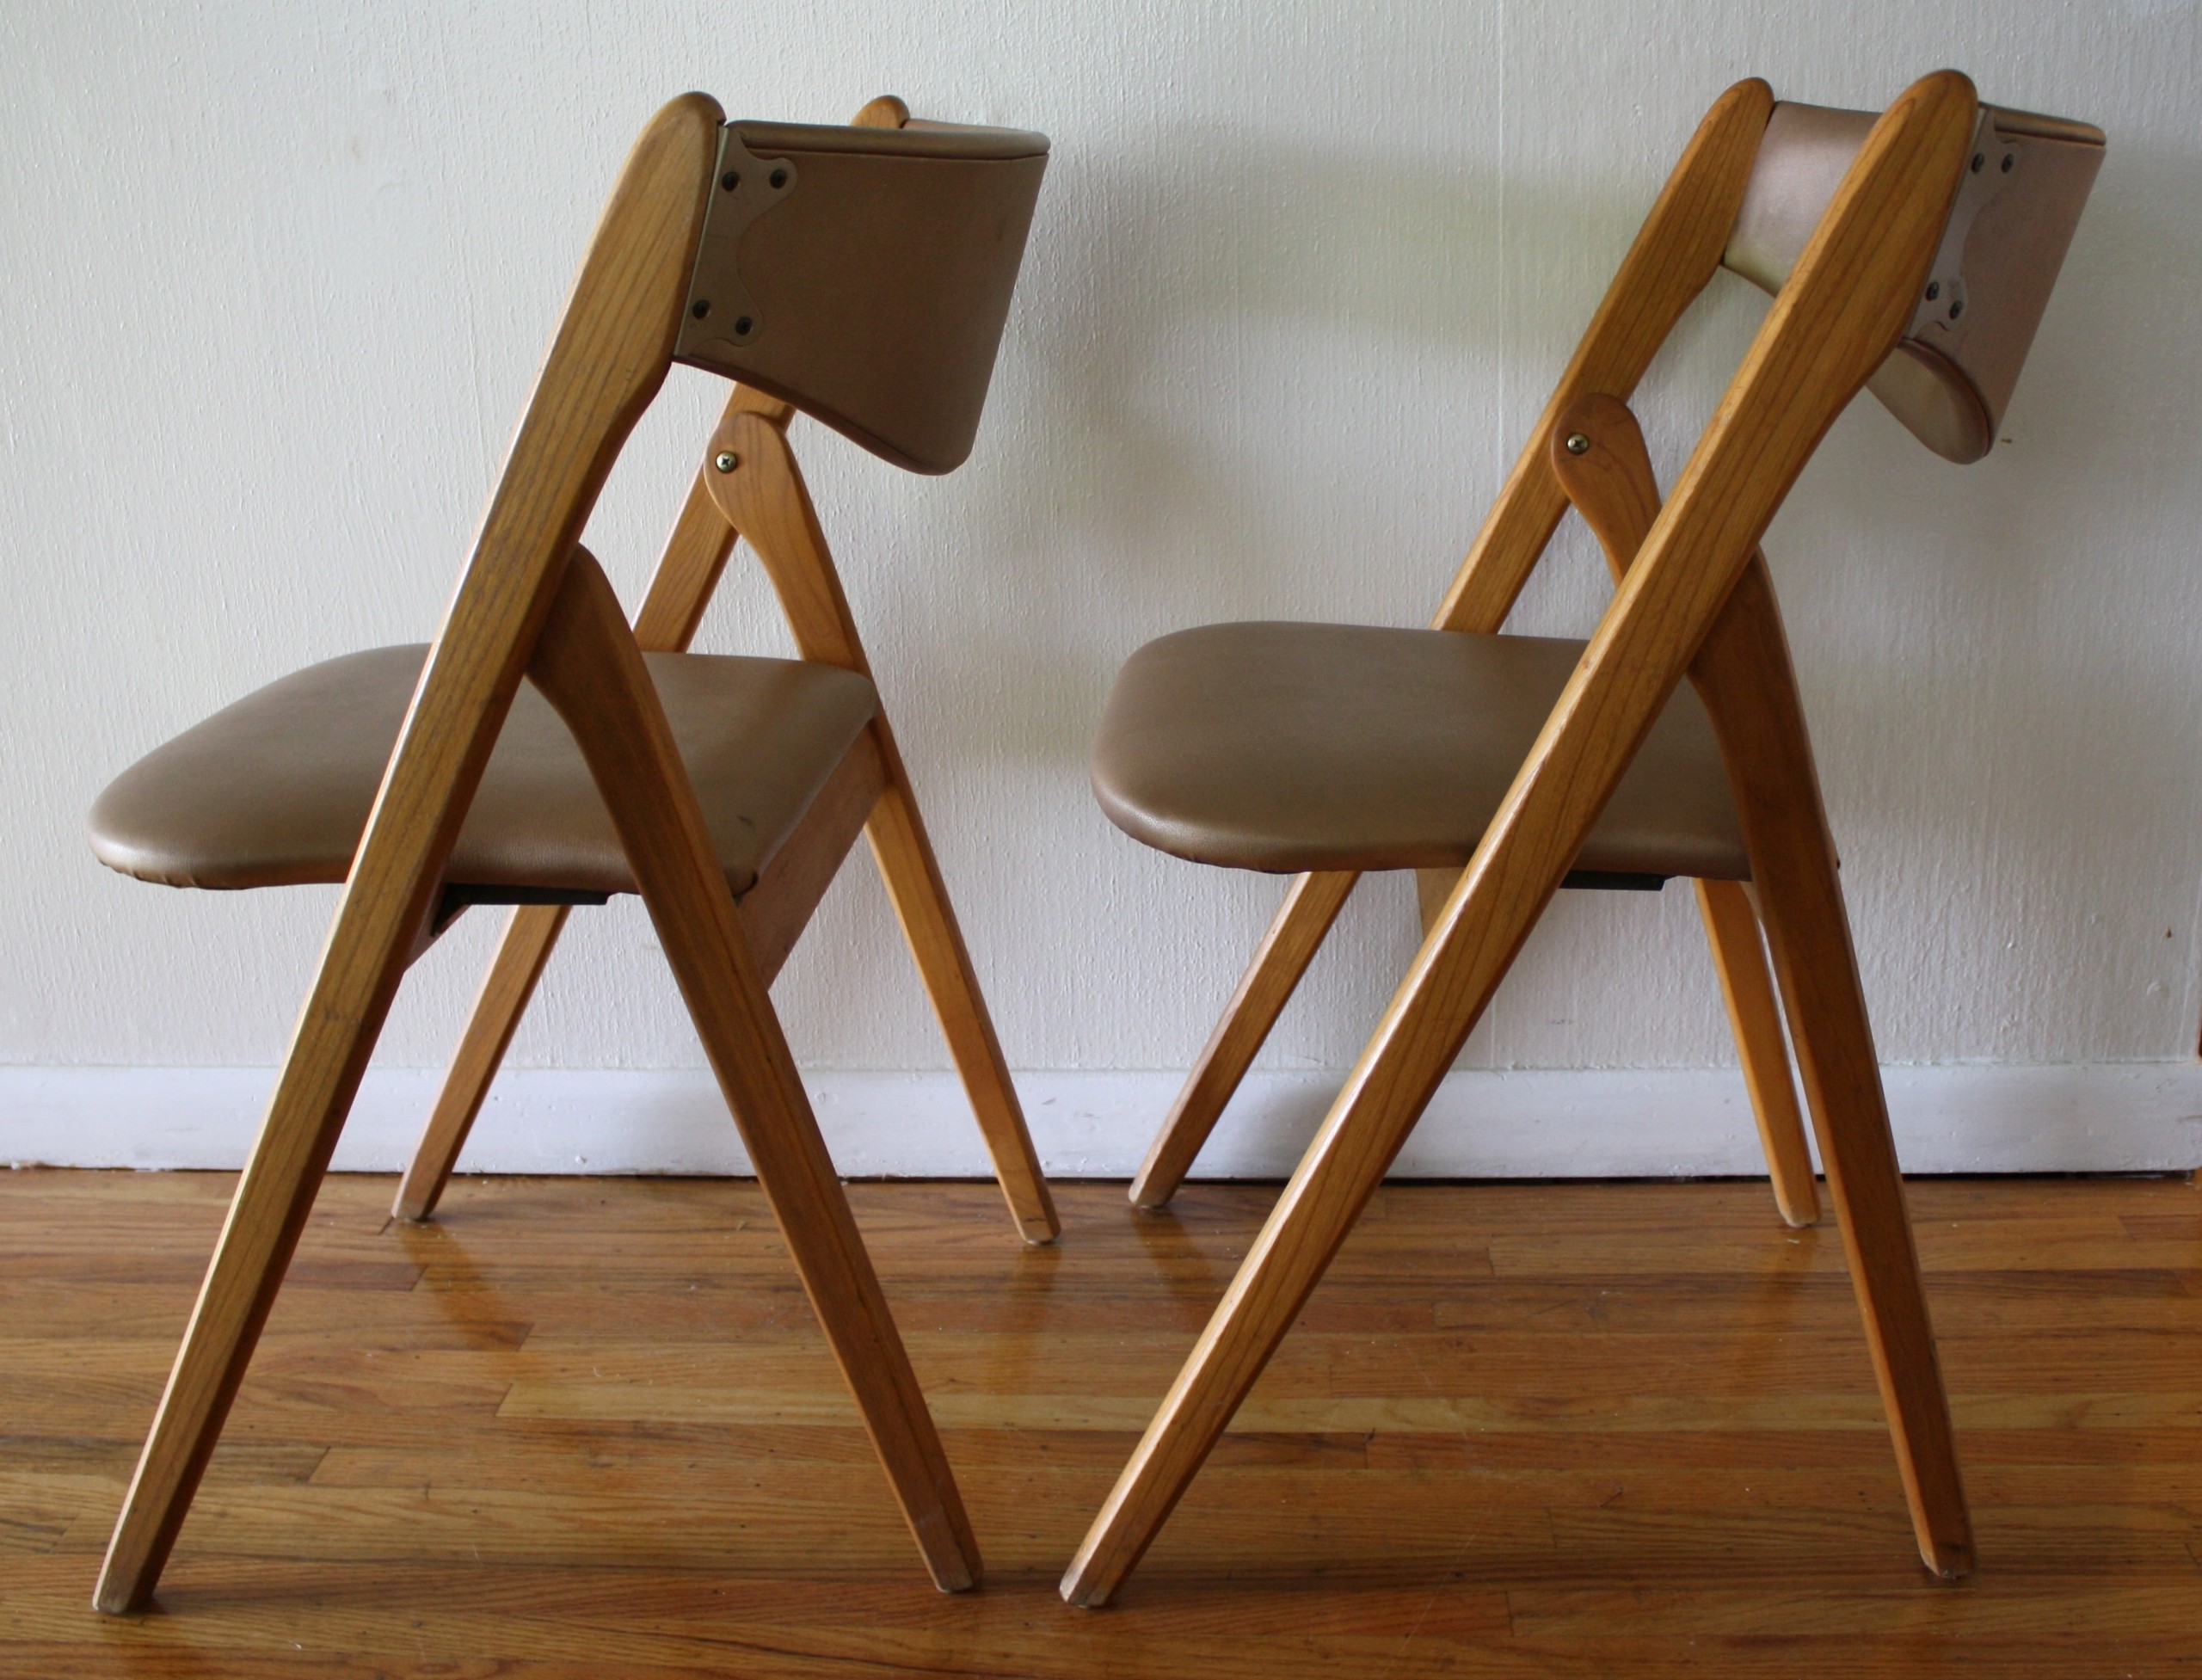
[2,1063,2197,1178]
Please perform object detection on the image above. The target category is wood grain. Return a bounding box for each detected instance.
[1061,71,1981,1607]
[1430,77,1773,637]
[1544,392,1971,1573]
[710,409,1059,1244]
[738,726,889,985]
[393,904,571,1222]
[93,93,724,1615]
[1697,879,1822,1225]
[1694,557,1973,1577]
[9,1171,2198,1675]
[525,548,979,1589]
[1543,391,1820,1229]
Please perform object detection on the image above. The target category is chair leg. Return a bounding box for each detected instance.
[864,747,1060,1244]
[1695,878,1820,1227]
[704,409,1055,1245]
[95,900,425,1612]
[393,903,570,1222]
[1537,394,1819,1228]
[1129,870,1359,1209]
[1064,868,1503,1607]
[531,548,981,1591]
[686,826,984,1588]
[1697,558,1971,1579]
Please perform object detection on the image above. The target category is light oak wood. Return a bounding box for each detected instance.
[1543,391,1820,1229]
[739,726,889,985]
[14,1172,2196,1674]
[710,409,1059,1245]
[1065,71,1980,1606]
[1429,77,1775,638]
[852,94,913,130]
[1131,80,1778,1214]
[1698,877,1821,1225]
[525,547,979,1590]
[1691,556,1973,1578]
[105,89,1034,1611]
[93,95,726,1615]
[1129,871,1356,1209]
[393,903,573,1222]
[394,383,790,1225]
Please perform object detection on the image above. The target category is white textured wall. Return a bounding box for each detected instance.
[5,4,2200,1130]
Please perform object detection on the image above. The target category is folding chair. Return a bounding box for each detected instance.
[1068,71,2102,1603]
[86,91,1054,1611]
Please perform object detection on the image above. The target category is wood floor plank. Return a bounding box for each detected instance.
[1,1169,2196,1676]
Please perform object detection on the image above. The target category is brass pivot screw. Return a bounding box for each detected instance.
[713,451,740,473]
[1564,432,1592,456]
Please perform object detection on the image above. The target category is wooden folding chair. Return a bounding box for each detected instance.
[1067,71,2103,1604]
[85,91,1055,1612]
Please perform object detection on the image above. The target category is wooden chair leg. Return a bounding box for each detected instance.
[93,917,418,1612]
[393,903,569,1222]
[1546,388,1966,1577]
[1129,869,1358,1209]
[1541,397,1819,1228]
[707,408,1055,1243]
[1697,878,1820,1227]
[532,548,981,1591]
[95,93,723,1614]
[1066,860,1516,1607]
[864,750,1060,1243]
[1423,866,1818,1228]
[1697,558,1972,1579]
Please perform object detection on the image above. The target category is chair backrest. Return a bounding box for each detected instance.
[1434,73,2103,645]
[1723,100,2103,462]
[673,117,1049,473]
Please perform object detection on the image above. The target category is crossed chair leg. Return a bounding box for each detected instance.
[1130,864,1819,1227]
[95,550,988,1611]
[1067,396,1969,1607]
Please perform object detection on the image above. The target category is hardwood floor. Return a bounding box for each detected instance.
[2,1168,2197,1675]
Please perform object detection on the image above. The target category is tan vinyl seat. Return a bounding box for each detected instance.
[1090,621,1749,882]
[89,645,878,901]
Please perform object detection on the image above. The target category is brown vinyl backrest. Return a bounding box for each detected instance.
[673,117,1049,474]
[1723,101,2104,462]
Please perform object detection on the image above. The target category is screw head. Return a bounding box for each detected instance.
[1564,432,1592,456]
[691,299,710,319]
[713,451,739,473]
[720,169,740,191]
[769,168,788,188]
[1925,280,1941,302]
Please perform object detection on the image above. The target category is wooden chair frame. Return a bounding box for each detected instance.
[1063,71,1986,1607]
[95,92,1051,1614]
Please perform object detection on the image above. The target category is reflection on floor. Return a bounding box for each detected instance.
[3,1170,2198,1676]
